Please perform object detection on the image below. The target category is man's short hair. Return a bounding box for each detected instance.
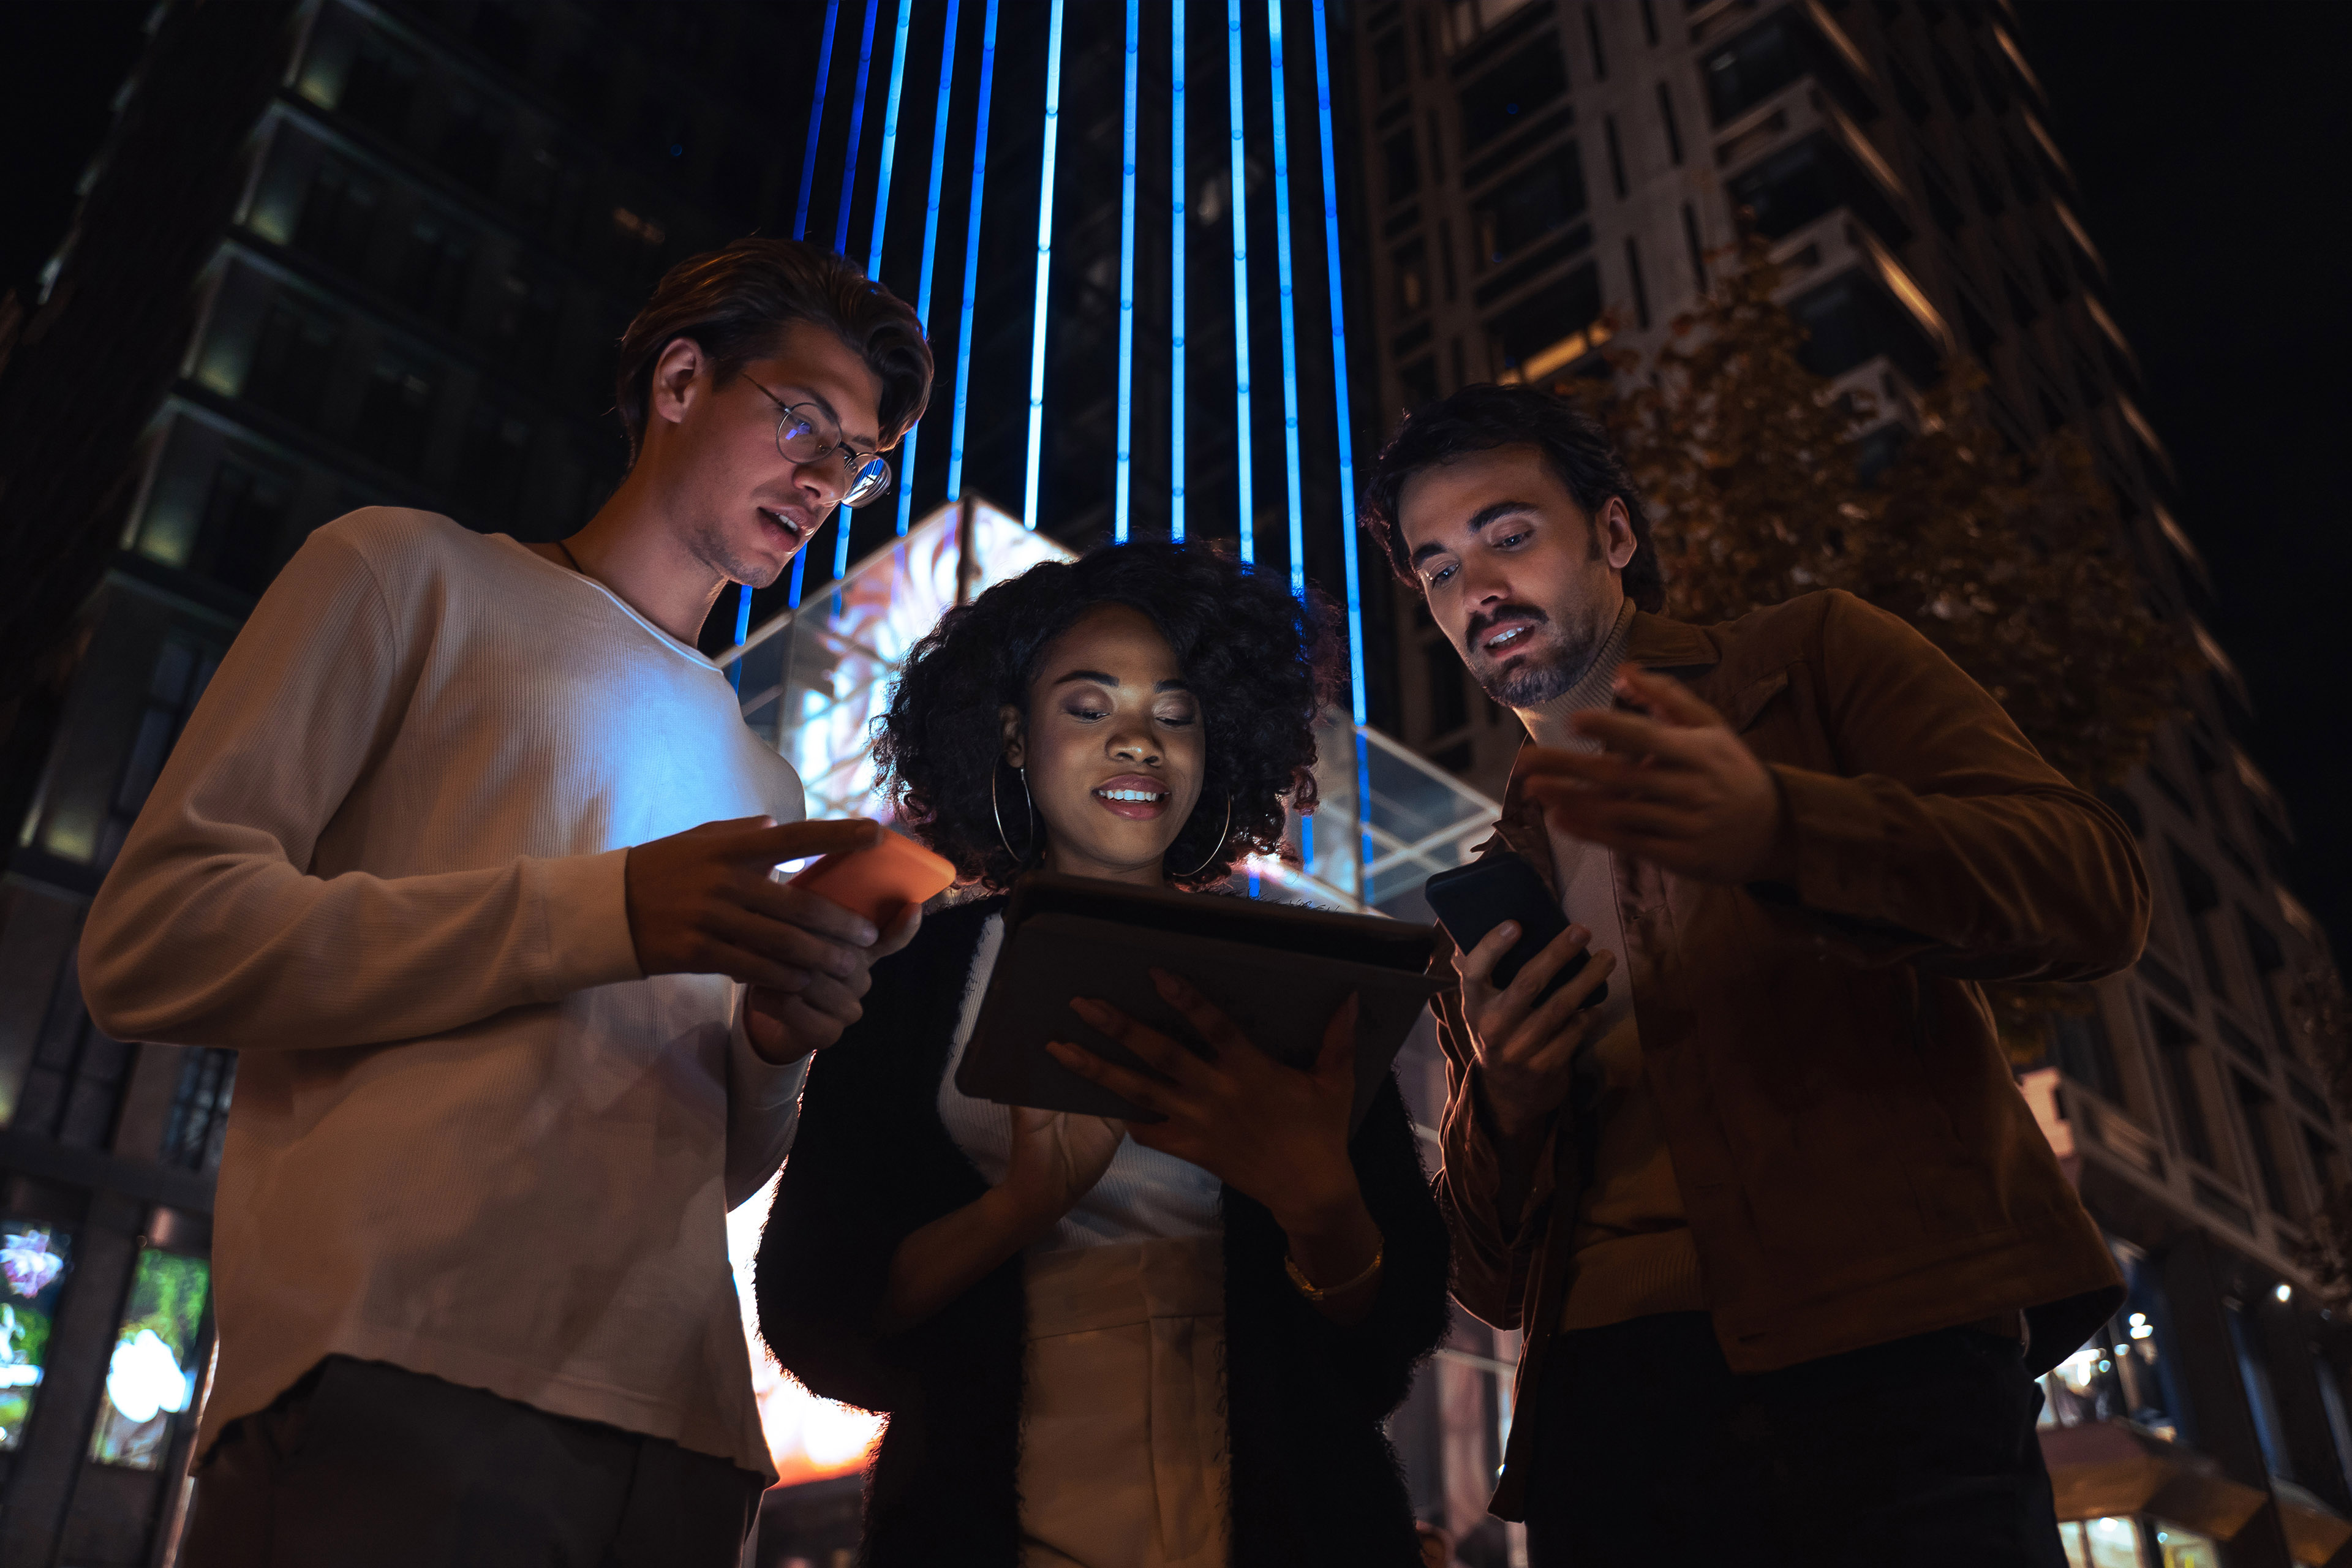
[614,238,933,467]
[1361,383,1664,613]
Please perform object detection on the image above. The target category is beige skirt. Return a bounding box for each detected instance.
[1017,1236,1231,1568]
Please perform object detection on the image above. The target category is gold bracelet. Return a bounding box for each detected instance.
[1284,1235,1385,1302]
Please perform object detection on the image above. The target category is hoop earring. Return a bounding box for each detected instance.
[991,761,1036,862]
[1170,794,1235,880]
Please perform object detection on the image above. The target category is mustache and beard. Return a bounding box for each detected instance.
[1462,602,1613,708]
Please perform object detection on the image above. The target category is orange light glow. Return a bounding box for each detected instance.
[728,1175,886,1489]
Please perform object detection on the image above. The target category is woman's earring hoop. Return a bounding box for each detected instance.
[991,761,1036,862]
[1170,794,1235,879]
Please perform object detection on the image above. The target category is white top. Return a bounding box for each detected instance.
[79,508,810,1478]
[938,914,1224,1251]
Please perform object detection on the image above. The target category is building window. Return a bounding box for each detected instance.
[470,0,535,72]
[243,297,344,426]
[1484,261,1602,374]
[1469,143,1589,270]
[1373,31,1409,96]
[1725,132,1912,251]
[161,1049,236,1175]
[1604,115,1627,198]
[2150,1006,2214,1169]
[1681,202,1707,293]
[1583,6,1608,80]
[190,459,293,598]
[1457,34,1566,153]
[2238,911,2291,1050]
[355,350,439,474]
[1656,83,1683,166]
[1383,129,1421,205]
[12,941,132,1150]
[393,217,475,327]
[1624,236,1650,330]
[1393,239,1430,317]
[2226,1305,2294,1482]
[1787,270,1941,388]
[2168,846,2230,1001]
[458,399,535,516]
[0,1221,75,1452]
[293,160,380,274]
[436,89,508,191]
[2234,1076,2292,1216]
[1703,10,1870,127]
[1400,356,1439,411]
[341,34,421,140]
[88,1244,211,1470]
[489,265,561,377]
[2051,1000,2122,1105]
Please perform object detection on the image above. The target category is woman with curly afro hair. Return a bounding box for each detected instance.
[758,542,1450,1568]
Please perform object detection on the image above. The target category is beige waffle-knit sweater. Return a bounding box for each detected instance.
[80,507,809,1479]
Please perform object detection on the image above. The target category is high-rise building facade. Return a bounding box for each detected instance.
[1349,4,2345,1565]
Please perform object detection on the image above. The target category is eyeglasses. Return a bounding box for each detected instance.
[745,377,892,509]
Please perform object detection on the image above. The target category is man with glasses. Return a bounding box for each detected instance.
[80,239,932,1564]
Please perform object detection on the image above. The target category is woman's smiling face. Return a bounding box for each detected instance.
[1001,603,1207,886]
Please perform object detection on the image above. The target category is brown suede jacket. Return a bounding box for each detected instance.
[1432,590,2146,1519]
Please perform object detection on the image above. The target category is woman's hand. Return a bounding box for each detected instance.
[997,1105,1127,1237]
[1051,973,1357,1223]
[1047,973,1385,1321]
[878,1106,1123,1335]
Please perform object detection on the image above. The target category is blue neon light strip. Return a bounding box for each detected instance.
[1225,0,1253,564]
[1310,0,1371,899]
[894,0,962,538]
[755,0,846,679]
[1308,0,1366,726]
[834,0,880,258]
[867,0,914,277]
[1265,0,1305,598]
[1170,0,1186,541]
[1113,0,1140,542]
[793,0,840,241]
[829,0,880,592]
[946,0,999,503]
[1022,0,1067,532]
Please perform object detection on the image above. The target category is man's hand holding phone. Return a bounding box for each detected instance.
[624,816,923,1065]
[1455,921,1616,1163]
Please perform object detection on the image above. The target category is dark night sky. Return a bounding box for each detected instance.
[4,2,2346,957]
[2018,2,2352,960]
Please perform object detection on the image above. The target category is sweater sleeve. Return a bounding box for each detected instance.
[724,989,810,1210]
[1755,590,2151,982]
[78,521,643,1050]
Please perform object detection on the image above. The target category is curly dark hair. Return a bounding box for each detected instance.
[876,541,1339,892]
[1362,382,1664,612]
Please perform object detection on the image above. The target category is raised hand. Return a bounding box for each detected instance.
[1520,665,1792,885]
[1452,921,1615,1152]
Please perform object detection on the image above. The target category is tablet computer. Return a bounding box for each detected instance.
[956,872,1441,1131]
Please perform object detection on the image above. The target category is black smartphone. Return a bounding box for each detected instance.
[1422,853,1608,1011]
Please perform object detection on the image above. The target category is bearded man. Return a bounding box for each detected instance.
[1366,382,2147,1567]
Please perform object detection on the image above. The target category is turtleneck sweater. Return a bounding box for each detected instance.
[1531,600,1706,1330]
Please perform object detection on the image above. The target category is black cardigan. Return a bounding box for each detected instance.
[756,895,1451,1568]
